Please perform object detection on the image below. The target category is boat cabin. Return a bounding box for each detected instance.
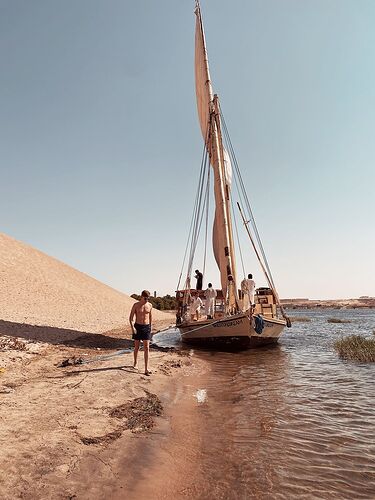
[253,287,277,318]
[175,286,278,324]
[175,289,226,324]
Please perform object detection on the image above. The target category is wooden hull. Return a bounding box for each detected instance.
[178,313,286,347]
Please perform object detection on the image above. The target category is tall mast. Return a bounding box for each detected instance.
[213,94,238,306]
[195,1,238,310]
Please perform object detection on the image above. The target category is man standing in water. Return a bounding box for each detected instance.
[129,290,153,376]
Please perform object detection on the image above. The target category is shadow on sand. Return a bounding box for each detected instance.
[64,365,138,375]
[0,319,133,350]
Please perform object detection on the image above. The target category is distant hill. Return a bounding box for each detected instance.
[0,233,171,333]
[281,297,375,308]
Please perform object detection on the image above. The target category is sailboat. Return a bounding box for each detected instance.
[175,1,291,346]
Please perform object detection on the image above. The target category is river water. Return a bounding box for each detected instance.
[153,308,375,499]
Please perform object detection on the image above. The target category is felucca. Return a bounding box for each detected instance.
[175,1,291,346]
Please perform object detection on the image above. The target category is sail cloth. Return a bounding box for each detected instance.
[194,2,236,301]
[211,150,233,294]
[223,148,232,186]
[194,3,213,144]
[194,4,232,183]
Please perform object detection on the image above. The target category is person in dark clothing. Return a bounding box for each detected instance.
[129,290,153,376]
[194,269,203,290]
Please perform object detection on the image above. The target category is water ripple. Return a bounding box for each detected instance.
[154,309,375,498]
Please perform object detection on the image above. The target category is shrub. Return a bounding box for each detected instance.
[289,316,311,323]
[327,318,351,324]
[131,293,177,311]
[334,335,375,362]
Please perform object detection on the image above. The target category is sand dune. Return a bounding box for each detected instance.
[0,232,171,333]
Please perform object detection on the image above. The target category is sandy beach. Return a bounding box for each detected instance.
[0,233,204,499]
[0,326,203,499]
[3,233,374,499]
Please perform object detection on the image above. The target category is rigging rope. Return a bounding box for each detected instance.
[219,105,290,325]
[184,120,212,290]
[177,149,206,290]
[202,158,210,278]
[187,154,209,278]
[177,123,210,291]
[231,196,245,279]
[220,106,276,289]
[176,204,197,291]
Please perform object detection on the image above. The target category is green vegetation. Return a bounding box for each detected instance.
[334,335,375,362]
[131,294,177,311]
[289,316,311,323]
[327,318,351,324]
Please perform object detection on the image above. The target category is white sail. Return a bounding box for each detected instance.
[194,2,213,143]
[176,2,288,345]
[194,2,237,305]
[223,148,232,185]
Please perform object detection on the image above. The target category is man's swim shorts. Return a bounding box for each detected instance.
[132,323,152,341]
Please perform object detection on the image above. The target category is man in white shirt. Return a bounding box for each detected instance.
[190,292,203,321]
[204,283,217,319]
[241,273,256,312]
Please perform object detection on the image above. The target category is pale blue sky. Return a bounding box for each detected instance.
[1,0,374,299]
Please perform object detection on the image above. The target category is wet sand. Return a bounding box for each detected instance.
[0,321,203,499]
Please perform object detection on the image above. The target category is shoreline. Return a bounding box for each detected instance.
[282,300,375,309]
[2,309,373,498]
[0,318,208,499]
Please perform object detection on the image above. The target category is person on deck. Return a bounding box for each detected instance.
[129,290,153,376]
[190,292,203,321]
[241,273,256,312]
[194,269,203,290]
[204,283,217,319]
[227,274,237,314]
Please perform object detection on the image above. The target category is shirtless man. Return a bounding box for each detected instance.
[129,290,153,376]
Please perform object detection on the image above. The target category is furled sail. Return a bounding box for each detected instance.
[194,1,237,306]
[194,4,232,182]
[194,1,213,143]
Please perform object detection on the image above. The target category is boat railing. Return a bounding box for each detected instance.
[175,288,226,324]
[254,287,277,318]
[176,287,278,320]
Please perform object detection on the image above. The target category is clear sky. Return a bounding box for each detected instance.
[1,0,374,300]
